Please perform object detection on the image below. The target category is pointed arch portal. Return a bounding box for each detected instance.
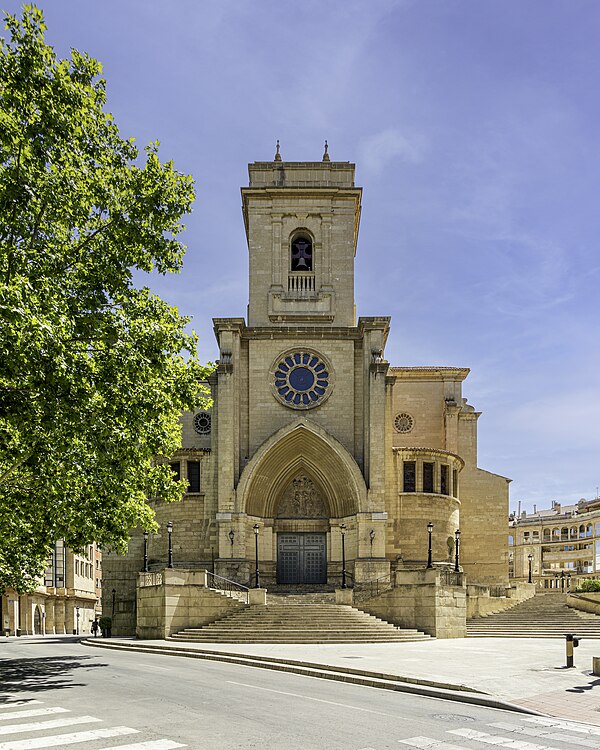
[236,420,367,584]
[237,419,366,519]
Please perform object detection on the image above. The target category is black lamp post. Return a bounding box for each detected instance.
[167,521,173,569]
[528,553,533,584]
[454,529,461,573]
[340,524,347,589]
[560,569,565,592]
[111,588,116,617]
[143,530,149,573]
[426,522,433,568]
[253,524,260,588]
[76,606,80,635]
[228,528,235,558]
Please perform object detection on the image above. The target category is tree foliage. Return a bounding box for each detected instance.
[0,6,212,592]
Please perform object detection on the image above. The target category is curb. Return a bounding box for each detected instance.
[82,638,544,716]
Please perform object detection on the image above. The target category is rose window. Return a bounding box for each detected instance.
[394,412,414,433]
[193,412,211,435]
[272,351,332,409]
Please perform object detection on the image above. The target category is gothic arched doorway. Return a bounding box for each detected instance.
[275,473,328,584]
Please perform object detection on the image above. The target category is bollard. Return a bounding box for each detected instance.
[565,633,581,668]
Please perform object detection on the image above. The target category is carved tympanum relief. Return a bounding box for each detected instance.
[277,475,327,518]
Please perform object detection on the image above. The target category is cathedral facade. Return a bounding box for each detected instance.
[104,153,510,634]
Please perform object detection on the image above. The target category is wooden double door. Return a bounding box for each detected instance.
[277,532,327,584]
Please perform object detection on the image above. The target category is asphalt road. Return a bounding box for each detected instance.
[0,638,597,749]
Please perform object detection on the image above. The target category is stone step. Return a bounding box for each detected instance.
[466,592,600,638]
[171,593,431,644]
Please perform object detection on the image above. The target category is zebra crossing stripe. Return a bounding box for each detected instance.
[0,716,100,736]
[489,721,599,748]
[397,738,467,749]
[522,716,600,736]
[449,727,558,748]
[0,704,42,712]
[0,709,69,723]
[96,742,186,750]
[0,726,138,750]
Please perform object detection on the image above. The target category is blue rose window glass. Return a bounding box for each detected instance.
[274,352,331,408]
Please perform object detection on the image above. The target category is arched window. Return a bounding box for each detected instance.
[552,528,560,539]
[291,234,313,271]
[580,525,586,538]
[561,527,568,540]
[570,527,577,539]
[543,529,551,541]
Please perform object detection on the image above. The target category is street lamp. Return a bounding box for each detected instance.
[143,530,149,573]
[75,606,80,636]
[528,553,533,584]
[454,529,461,573]
[167,521,173,569]
[340,524,347,589]
[228,528,235,558]
[253,524,260,588]
[560,570,565,592]
[111,588,116,617]
[426,522,433,569]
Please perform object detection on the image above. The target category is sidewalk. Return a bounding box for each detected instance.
[84,636,600,726]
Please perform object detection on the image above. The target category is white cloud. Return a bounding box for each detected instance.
[359,128,427,175]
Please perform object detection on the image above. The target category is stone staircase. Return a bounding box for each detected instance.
[467,592,600,638]
[169,593,431,643]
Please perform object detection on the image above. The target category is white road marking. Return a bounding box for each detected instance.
[0,726,138,749]
[0,705,42,712]
[522,716,600,736]
[97,742,186,750]
[450,727,558,748]
[397,738,467,749]
[0,709,68,723]
[489,721,598,748]
[225,680,396,717]
[0,716,99,736]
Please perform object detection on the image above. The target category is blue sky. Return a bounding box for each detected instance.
[4,1,599,512]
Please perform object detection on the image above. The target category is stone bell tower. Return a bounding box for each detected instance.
[243,141,361,327]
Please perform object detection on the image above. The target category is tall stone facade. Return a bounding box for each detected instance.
[103,154,510,635]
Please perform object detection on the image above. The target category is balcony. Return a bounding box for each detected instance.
[287,272,315,295]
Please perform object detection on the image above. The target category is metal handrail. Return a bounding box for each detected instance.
[206,571,250,604]
[353,574,392,602]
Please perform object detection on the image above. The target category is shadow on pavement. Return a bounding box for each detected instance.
[0,655,107,701]
[566,677,600,694]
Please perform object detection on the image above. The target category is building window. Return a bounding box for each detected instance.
[291,234,313,271]
[75,560,79,575]
[403,462,416,493]
[193,412,211,435]
[423,462,434,493]
[440,464,449,495]
[543,529,551,541]
[394,413,414,434]
[452,469,458,497]
[169,462,181,481]
[187,461,201,493]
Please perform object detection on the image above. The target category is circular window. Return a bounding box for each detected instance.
[394,412,414,433]
[193,412,211,435]
[271,350,333,409]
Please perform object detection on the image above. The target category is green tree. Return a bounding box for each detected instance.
[0,6,212,592]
